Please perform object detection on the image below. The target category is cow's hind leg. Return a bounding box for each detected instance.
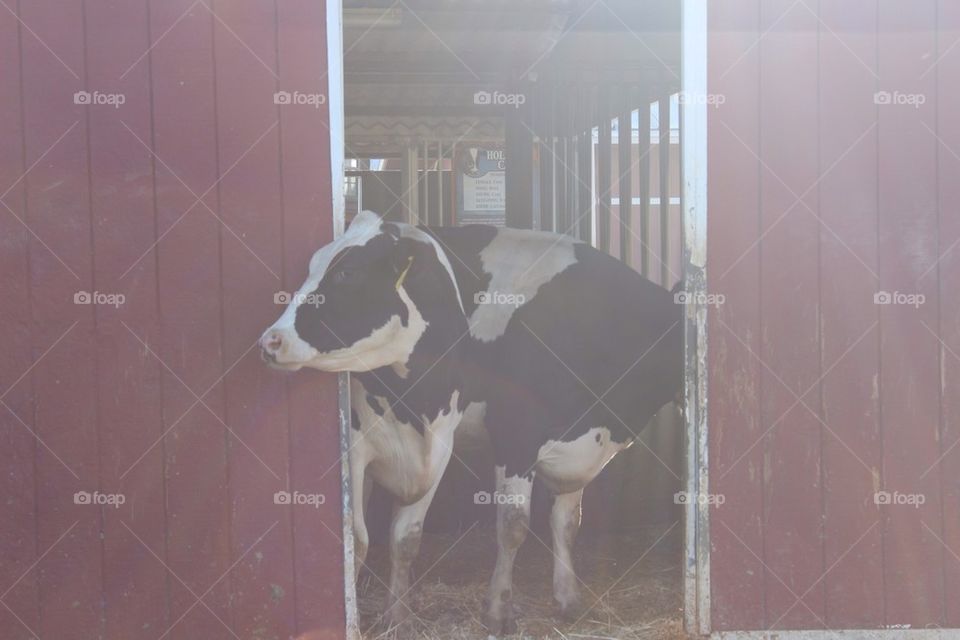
[551,488,584,618]
[484,466,534,635]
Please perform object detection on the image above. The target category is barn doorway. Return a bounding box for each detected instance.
[335,1,705,637]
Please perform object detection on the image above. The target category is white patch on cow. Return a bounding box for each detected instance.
[535,427,628,494]
[550,488,583,611]
[469,228,578,342]
[351,377,462,505]
[453,401,489,452]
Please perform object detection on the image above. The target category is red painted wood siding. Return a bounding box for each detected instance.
[709,0,958,631]
[0,2,345,639]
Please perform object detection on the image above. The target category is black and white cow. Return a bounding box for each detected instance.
[260,210,682,634]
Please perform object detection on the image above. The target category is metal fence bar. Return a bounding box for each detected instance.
[618,85,633,263]
[422,139,429,224]
[435,139,442,226]
[539,82,556,232]
[597,84,612,253]
[564,84,577,236]
[638,100,651,277]
[659,94,671,285]
[577,84,593,244]
[555,90,568,234]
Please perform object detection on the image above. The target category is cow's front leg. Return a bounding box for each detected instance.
[484,466,534,635]
[551,488,584,618]
[383,444,454,628]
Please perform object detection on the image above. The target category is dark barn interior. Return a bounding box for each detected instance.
[342,1,686,637]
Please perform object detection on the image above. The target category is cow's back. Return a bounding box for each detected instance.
[425,225,682,474]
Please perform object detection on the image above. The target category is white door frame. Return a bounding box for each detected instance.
[681,0,711,636]
[326,2,361,639]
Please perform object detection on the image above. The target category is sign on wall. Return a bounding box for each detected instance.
[456,145,506,226]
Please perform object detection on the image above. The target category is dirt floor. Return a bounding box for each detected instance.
[357,525,687,640]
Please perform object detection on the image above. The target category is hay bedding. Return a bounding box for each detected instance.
[357,526,687,640]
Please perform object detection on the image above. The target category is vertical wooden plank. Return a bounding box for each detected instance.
[84,0,169,636]
[505,96,534,230]
[276,0,347,634]
[618,87,632,264]
[597,85,612,254]
[538,83,555,233]
[18,2,102,638]
[759,0,824,628]
[211,0,296,636]
[658,95,671,286]
[637,100,651,278]
[878,0,944,627]
[148,1,232,637]
[554,93,568,234]
[0,6,39,638]
[707,0,765,630]
[818,0,884,628]
[937,0,960,627]
[563,86,578,236]
[577,84,593,243]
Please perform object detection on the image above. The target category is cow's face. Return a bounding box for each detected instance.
[260,211,462,372]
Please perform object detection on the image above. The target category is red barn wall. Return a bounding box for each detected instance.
[709,0,960,631]
[0,2,345,639]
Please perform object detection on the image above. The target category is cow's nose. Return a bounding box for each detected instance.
[261,330,284,355]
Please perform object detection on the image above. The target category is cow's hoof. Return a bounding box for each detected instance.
[555,596,586,622]
[482,610,518,636]
[384,607,412,629]
[375,610,417,639]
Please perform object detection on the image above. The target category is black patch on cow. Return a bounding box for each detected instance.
[422,225,497,315]
[335,230,470,434]
[351,408,361,431]
[456,239,683,478]
[294,233,411,354]
[366,394,385,416]
[595,433,602,444]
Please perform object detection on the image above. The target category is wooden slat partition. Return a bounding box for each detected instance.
[0,2,346,638]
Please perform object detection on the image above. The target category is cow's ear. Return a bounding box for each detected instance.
[382,222,401,241]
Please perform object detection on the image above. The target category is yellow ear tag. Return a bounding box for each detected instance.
[395,256,414,291]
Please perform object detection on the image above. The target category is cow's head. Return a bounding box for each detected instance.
[260,211,464,372]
